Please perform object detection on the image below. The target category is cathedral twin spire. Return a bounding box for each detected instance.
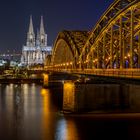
[28,15,34,34]
[40,16,45,35]
[27,15,47,47]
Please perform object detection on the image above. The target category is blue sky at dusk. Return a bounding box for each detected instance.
[0,0,114,53]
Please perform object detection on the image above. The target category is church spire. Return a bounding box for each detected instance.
[39,16,47,47]
[28,15,34,34]
[27,15,35,47]
[40,16,45,34]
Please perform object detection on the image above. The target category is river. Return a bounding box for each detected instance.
[1,83,140,140]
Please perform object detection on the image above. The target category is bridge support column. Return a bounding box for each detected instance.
[63,81,75,112]
[63,81,130,113]
[43,74,49,87]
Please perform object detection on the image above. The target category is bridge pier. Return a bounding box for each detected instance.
[63,81,130,113]
[43,74,49,87]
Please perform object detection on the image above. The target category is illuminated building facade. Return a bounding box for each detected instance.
[21,16,52,66]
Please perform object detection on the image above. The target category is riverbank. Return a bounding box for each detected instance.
[0,78,43,84]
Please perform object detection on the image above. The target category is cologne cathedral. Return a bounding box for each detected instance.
[21,16,52,66]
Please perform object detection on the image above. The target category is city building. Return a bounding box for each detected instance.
[21,16,52,66]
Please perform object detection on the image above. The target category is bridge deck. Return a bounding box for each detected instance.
[49,69,140,80]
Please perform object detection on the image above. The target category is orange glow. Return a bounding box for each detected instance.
[63,81,75,112]
[41,88,48,96]
[64,82,75,92]
[40,88,52,139]
[66,120,79,140]
[43,74,49,86]
[41,89,50,114]
[124,56,127,59]
[127,53,130,57]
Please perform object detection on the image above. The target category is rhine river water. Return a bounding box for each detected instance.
[1,83,140,140]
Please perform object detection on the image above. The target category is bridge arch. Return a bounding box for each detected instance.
[51,30,88,69]
[80,0,140,69]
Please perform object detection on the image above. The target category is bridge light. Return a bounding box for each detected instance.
[134,49,137,53]
[127,53,130,57]
[41,88,47,96]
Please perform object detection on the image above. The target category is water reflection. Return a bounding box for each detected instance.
[41,88,79,140]
[1,83,140,140]
[41,88,53,139]
[55,118,79,140]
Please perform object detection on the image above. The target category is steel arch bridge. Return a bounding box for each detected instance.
[80,0,140,70]
[51,30,88,69]
[48,0,140,78]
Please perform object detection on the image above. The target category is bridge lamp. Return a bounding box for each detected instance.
[127,53,130,58]
[134,49,137,53]
[124,56,127,59]
[41,88,47,96]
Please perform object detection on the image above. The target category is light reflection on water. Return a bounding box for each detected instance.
[1,84,140,140]
[55,118,79,140]
[0,84,79,140]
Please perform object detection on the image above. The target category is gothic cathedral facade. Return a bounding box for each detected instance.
[21,16,52,66]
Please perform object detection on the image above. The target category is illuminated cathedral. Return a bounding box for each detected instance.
[21,16,52,66]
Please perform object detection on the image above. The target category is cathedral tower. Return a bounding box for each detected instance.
[27,15,35,47]
[39,16,47,47]
[21,15,52,66]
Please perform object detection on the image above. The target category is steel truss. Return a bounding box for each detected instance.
[80,0,140,69]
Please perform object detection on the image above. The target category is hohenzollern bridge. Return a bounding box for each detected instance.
[45,0,140,79]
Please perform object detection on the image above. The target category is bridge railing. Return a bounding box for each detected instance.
[47,68,140,79]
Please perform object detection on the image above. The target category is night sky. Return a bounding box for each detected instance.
[0,0,114,53]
